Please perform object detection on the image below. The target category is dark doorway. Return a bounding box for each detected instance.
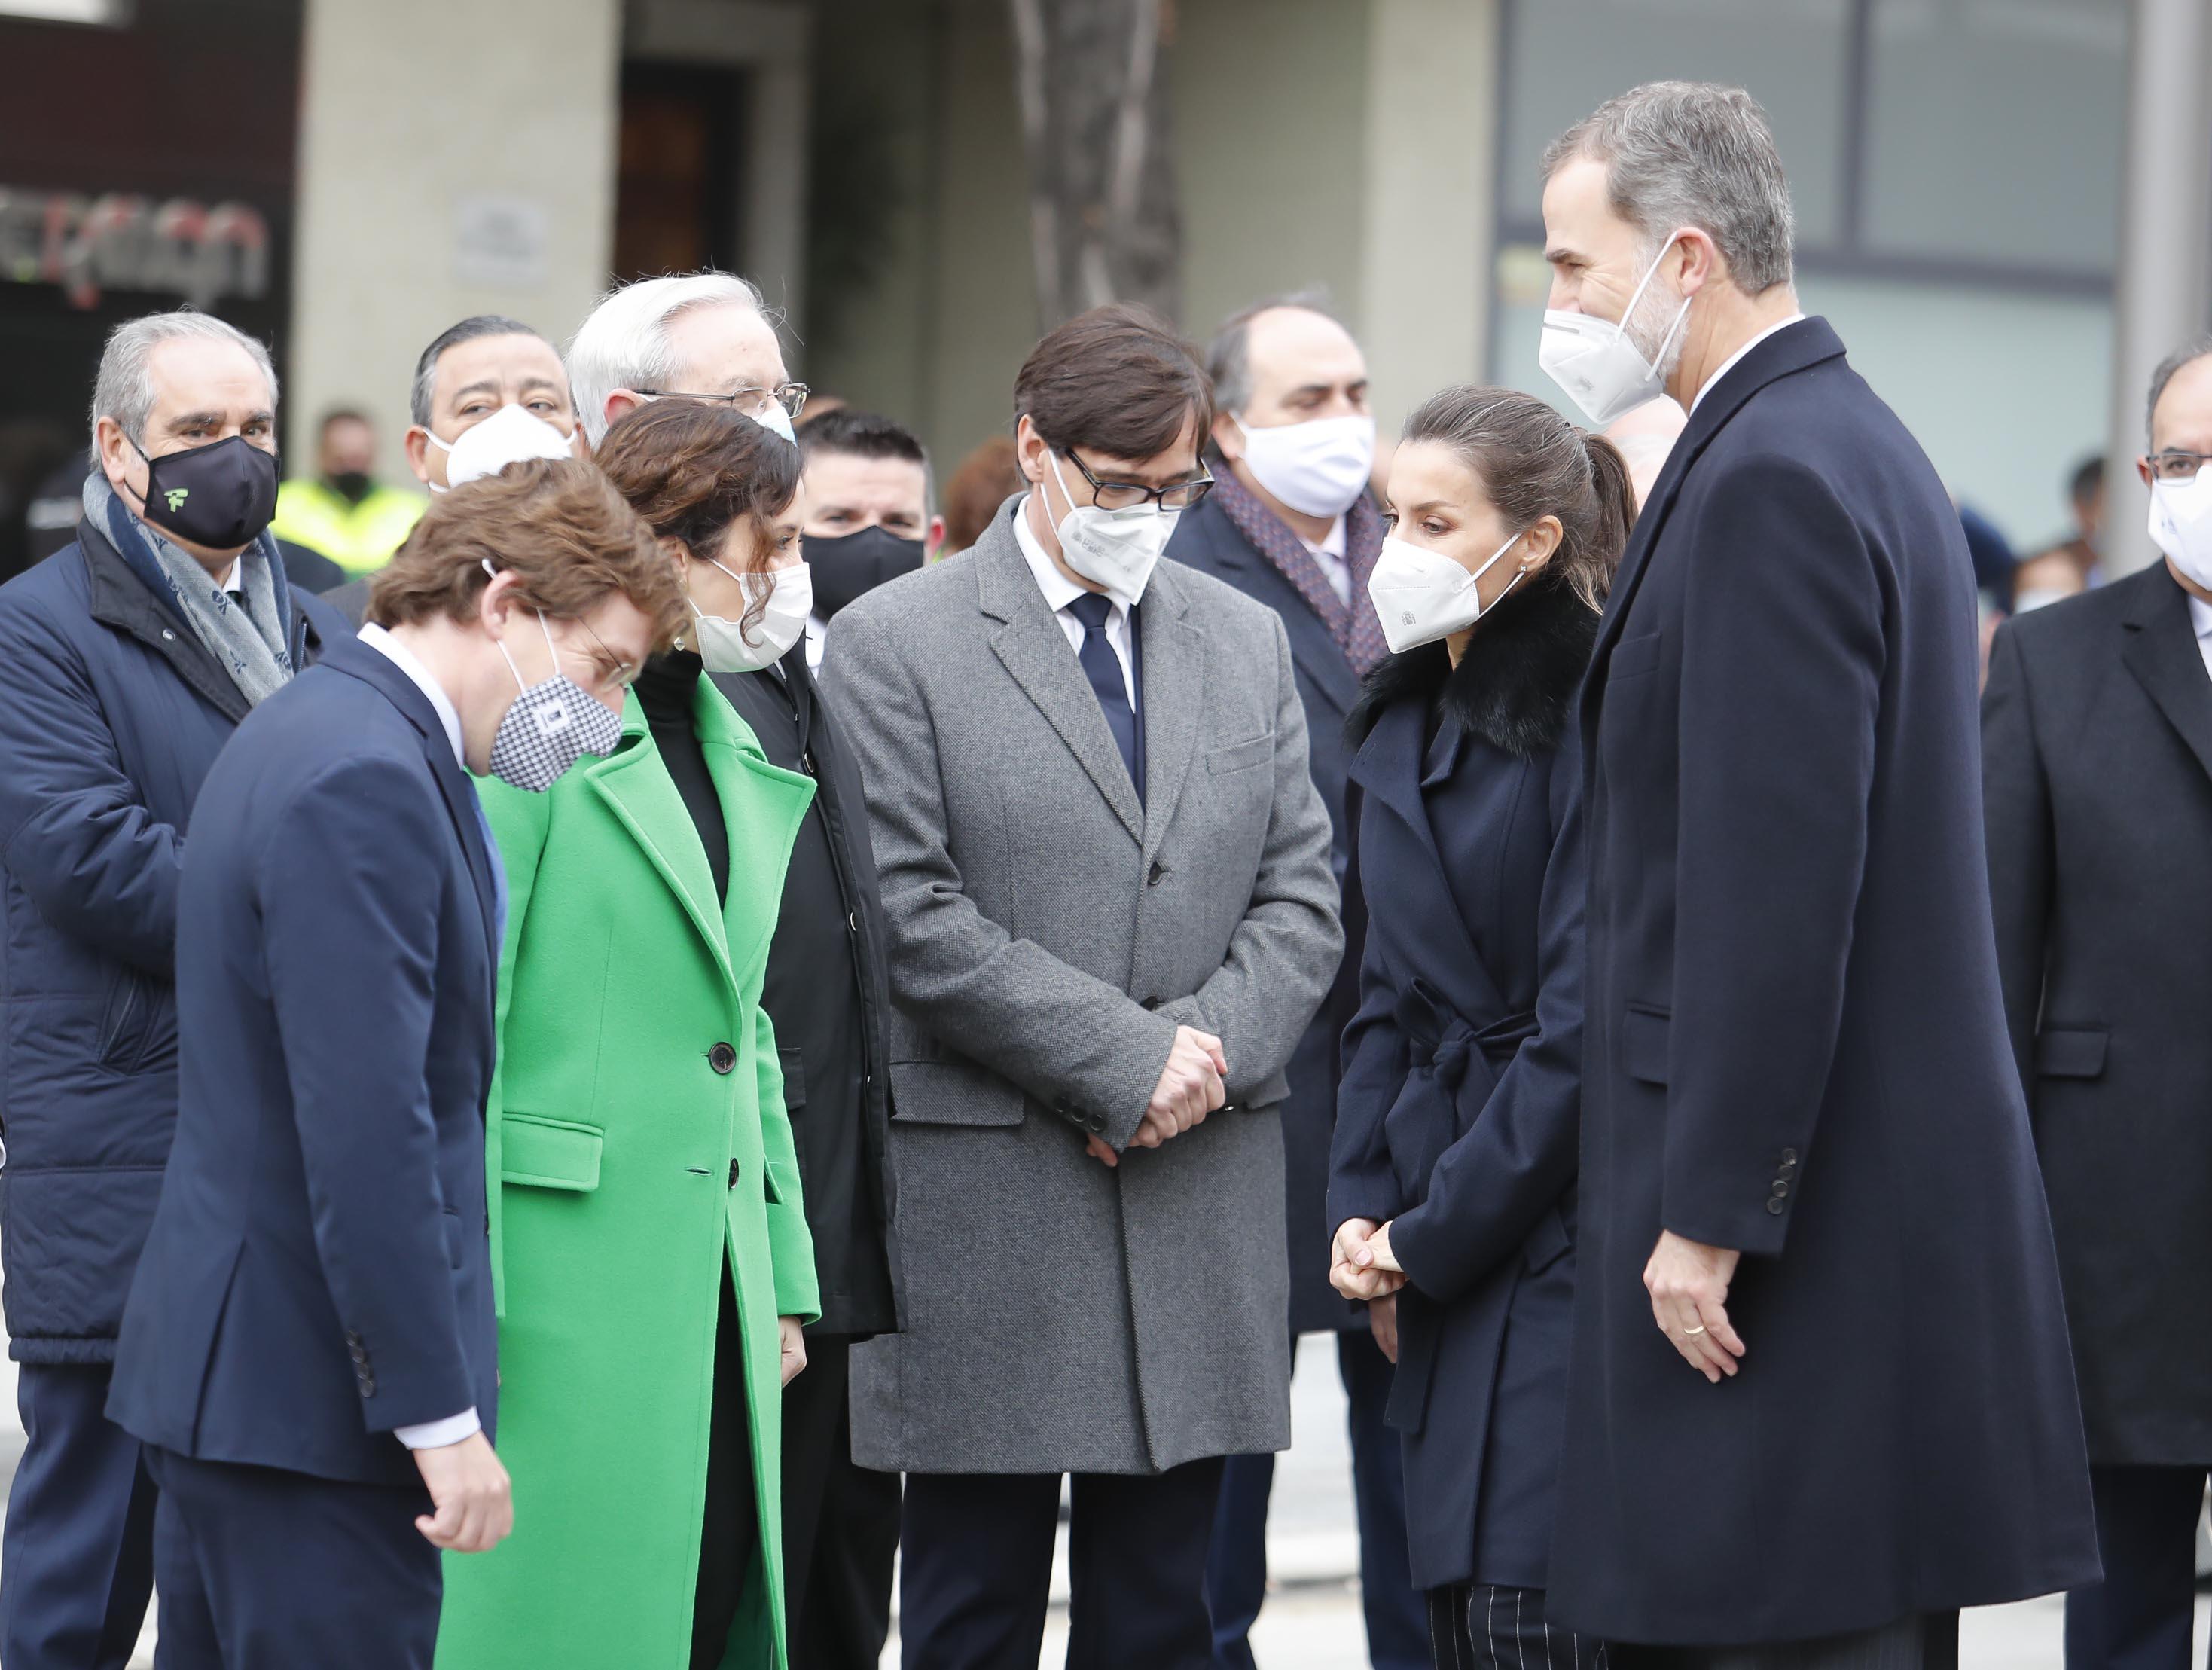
[614,61,745,282]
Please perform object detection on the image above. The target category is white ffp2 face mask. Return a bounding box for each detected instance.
[2149,466,2212,593]
[1046,452,1176,606]
[1234,413,1376,519]
[427,403,576,492]
[1538,237,1692,428]
[1365,529,1526,655]
[688,557,813,673]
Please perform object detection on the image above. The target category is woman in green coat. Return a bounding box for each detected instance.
[437,400,821,1670]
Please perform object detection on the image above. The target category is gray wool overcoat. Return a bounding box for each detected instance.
[821,499,1344,1475]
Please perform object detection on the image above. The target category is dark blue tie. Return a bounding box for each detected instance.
[1067,592,1141,803]
[468,784,509,948]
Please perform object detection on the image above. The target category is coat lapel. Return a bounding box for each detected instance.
[694,679,816,982]
[977,514,1146,844]
[1346,700,1496,1008]
[584,696,737,993]
[2122,566,2212,787]
[1582,318,1851,732]
[1204,521,1362,719]
[1137,565,1204,865]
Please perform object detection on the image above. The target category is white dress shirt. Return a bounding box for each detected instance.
[1012,494,1137,710]
[355,621,480,1453]
[1304,516,1351,606]
[1689,313,1808,414]
[2189,593,2212,684]
[804,612,828,672]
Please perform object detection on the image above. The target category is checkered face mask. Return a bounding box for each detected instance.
[487,610,625,792]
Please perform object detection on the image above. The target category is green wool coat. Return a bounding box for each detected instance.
[436,680,820,1670]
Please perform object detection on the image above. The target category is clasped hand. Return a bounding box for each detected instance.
[1085,1025,1227,1167]
[1329,1217,1405,1302]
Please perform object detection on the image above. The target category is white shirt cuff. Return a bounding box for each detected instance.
[394,1407,481,1450]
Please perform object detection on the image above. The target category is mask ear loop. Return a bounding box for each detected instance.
[1612,230,1695,373]
[481,557,538,692]
[1466,529,1529,623]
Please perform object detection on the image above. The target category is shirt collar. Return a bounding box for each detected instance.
[2189,592,2212,643]
[1013,492,1121,621]
[1689,313,1808,414]
[358,622,467,769]
[1309,515,1347,560]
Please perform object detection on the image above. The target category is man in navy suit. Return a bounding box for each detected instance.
[1539,81,2099,1666]
[1167,296,1423,1670]
[106,460,681,1668]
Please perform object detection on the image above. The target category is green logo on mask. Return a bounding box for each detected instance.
[163,487,190,512]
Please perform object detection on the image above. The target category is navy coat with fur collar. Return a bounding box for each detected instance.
[1329,574,1595,1592]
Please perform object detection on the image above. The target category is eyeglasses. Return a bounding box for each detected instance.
[563,615,638,696]
[1061,448,1214,512]
[2149,450,2212,482]
[633,382,810,422]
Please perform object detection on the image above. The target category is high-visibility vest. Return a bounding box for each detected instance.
[269,479,427,575]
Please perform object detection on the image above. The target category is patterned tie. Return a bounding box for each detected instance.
[1067,591,1142,804]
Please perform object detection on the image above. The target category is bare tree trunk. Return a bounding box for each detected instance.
[1008,0,1183,328]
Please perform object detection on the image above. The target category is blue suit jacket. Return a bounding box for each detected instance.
[1553,317,2098,1643]
[1167,493,1359,1333]
[108,632,502,1488]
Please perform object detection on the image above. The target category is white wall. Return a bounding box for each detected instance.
[288,0,624,476]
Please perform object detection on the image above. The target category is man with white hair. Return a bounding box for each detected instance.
[1537,81,2099,1665]
[566,271,807,448]
[0,309,344,1666]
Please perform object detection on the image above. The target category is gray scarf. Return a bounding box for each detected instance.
[84,472,294,707]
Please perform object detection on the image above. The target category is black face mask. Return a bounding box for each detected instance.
[326,469,374,505]
[805,524,925,618]
[130,435,281,551]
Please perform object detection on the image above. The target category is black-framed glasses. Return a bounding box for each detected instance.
[2149,449,2212,482]
[1062,448,1214,512]
[634,382,810,422]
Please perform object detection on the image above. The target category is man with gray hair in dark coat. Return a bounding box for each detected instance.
[1541,81,2098,1666]
[0,308,343,1668]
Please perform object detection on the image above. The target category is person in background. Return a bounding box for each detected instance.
[2009,548,2089,614]
[322,316,581,627]
[1983,336,2212,1670]
[1332,385,1631,1667]
[568,271,808,456]
[435,401,819,1670]
[825,303,1341,1670]
[938,432,1025,556]
[269,406,426,575]
[1539,80,2097,1664]
[0,310,346,1670]
[713,405,913,1670]
[798,408,940,670]
[2024,453,2107,588]
[108,459,675,1668]
[1164,292,1422,1670]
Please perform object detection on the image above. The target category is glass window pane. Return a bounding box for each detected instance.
[1863,0,2125,270]
[1498,0,1850,248]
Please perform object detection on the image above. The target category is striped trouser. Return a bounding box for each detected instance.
[1426,1583,1608,1670]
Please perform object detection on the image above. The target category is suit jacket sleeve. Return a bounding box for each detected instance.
[479,778,551,1320]
[1664,455,1884,1258]
[0,592,180,979]
[753,1000,821,1321]
[1979,619,2052,1096]
[258,756,474,1433]
[822,603,1181,1150]
[1326,824,1410,1233]
[1155,615,1344,1102]
[1388,748,1587,1303]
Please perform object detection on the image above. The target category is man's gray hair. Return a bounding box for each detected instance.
[1204,289,1346,418]
[566,271,769,445]
[89,309,278,450]
[2146,336,2212,445]
[1543,81,1796,295]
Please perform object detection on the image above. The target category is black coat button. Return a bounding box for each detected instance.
[1765,1196,1786,1215]
[1780,1148,1798,1166]
[1088,1113,1106,1134]
[1771,1180,1789,1198]
[1147,861,1166,886]
[728,1158,740,1188]
[709,1042,737,1074]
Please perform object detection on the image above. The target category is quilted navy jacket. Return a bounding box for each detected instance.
[0,511,341,1363]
